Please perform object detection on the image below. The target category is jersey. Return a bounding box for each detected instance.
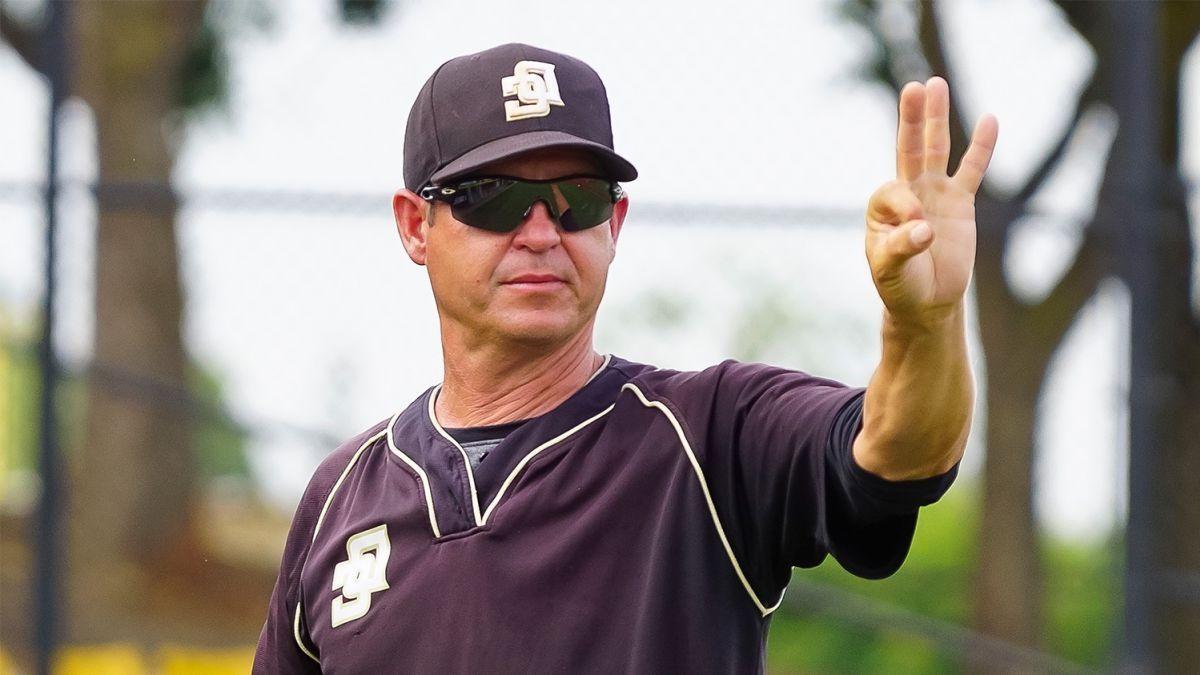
[253,355,959,673]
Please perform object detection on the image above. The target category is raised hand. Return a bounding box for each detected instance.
[864,76,998,326]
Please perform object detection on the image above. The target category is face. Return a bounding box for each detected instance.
[393,148,629,348]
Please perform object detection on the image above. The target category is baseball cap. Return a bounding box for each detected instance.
[403,43,638,192]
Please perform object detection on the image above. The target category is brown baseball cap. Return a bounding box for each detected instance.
[402,43,638,191]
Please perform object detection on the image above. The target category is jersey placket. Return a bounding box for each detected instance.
[425,384,485,532]
[405,355,622,538]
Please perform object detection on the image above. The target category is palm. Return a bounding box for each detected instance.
[865,77,998,323]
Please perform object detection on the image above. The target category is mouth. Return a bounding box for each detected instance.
[503,273,565,284]
[501,274,567,292]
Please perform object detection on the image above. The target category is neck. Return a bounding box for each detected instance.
[434,325,604,428]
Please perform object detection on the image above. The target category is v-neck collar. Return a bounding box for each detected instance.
[386,354,650,537]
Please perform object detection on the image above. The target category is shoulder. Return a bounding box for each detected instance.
[312,417,391,484]
[270,417,394,599]
[295,417,393,526]
[624,358,847,405]
[615,358,861,457]
[313,418,391,486]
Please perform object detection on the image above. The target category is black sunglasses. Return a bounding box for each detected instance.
[419,174,624,233]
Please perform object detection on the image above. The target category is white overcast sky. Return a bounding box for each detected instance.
[5,0,1195,541]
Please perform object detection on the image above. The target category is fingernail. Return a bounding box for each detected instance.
[910,221,932,246]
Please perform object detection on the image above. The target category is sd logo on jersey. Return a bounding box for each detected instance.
[331,524,391,627]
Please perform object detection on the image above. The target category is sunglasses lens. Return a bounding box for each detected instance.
[452,180,534,232]
[557,178,614,232]
[448,177,616,233]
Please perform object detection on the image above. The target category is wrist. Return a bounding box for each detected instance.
[882,302,965,337]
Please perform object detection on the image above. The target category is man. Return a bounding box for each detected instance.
[254,42,997,673]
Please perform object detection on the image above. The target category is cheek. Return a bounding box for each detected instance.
[568,235,615,293]
[426,230,504,296]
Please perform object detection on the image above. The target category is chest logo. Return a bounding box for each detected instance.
[331,524,391,628]
[501,60,564,122]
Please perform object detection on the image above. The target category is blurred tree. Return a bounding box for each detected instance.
[339,0,388,23]
[771,488,1117,672]
[1113,2,1200,667]
[0,0,394,647]
[843,0,1200,670]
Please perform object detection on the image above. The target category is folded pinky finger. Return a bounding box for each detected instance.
[953,113,999,194]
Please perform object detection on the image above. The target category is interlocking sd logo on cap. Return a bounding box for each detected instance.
[501,61,565,122]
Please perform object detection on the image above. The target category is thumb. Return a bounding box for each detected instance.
[876,220,934,273]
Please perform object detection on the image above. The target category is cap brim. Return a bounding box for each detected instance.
[430,130,638,186]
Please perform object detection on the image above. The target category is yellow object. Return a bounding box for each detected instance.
[55,644,145,674]
[0,643,257,674]
[159,645,255,674]
[0,337,10,482]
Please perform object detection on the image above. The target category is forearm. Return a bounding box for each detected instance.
[852,302,974,481]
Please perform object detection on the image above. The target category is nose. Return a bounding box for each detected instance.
[511,200,563,252]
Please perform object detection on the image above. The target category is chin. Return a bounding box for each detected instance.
[495,312,584,345]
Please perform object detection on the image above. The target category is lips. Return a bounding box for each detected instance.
[503,273,564,284]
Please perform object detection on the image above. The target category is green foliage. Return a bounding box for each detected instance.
[597,287,693,349]
[1,337,38,479]
[729,288,804,363]
[176,16,229,115]
[339,0,393,24]
[174,0,276,117]
[834,0,929,89]
[188,362,251,479]
[725,281,870,368]
[0,336,250,486]
[836,0,894,86]
[1043,534,1118,665]
[765,486,1117,672]
[173,0,395,116]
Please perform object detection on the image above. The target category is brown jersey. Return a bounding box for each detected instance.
[254,355,958,673]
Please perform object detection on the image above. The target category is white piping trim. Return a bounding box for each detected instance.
[481,402,616,525]
[294,600,319,663]
[427,386,484,526]
[313,427,388,542]
[585,353,613,384]
[386,412,443,538]
[295,426,389,660]
[620,382,784,617]
[426,353,613,529]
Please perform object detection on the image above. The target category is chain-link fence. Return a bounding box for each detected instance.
[0,174,1127,673]
[9,0,1188,670]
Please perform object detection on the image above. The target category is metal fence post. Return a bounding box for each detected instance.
[1113,2,1161,672]
[35,1,70,674]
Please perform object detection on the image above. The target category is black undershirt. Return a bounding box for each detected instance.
[443,418,531,469]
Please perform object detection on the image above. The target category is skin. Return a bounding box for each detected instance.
[393,148,628,427]
[394,75,997,483]
[852,76,999,480]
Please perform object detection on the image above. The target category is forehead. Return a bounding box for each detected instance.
[472,148,604,180]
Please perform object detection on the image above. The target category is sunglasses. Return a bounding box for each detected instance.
[418,174,624,233]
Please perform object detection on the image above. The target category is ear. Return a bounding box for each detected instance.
[393,189,431,266]
[607,193,629,257]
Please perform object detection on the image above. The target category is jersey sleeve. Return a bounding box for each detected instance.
[252,471,328,675]
[822,390,959,579]
[253,422,388,674]
[640,360,958,600]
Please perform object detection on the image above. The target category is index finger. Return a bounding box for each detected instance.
[896,81,926,182]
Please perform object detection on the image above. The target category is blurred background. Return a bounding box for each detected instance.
[1,0,1197,672]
